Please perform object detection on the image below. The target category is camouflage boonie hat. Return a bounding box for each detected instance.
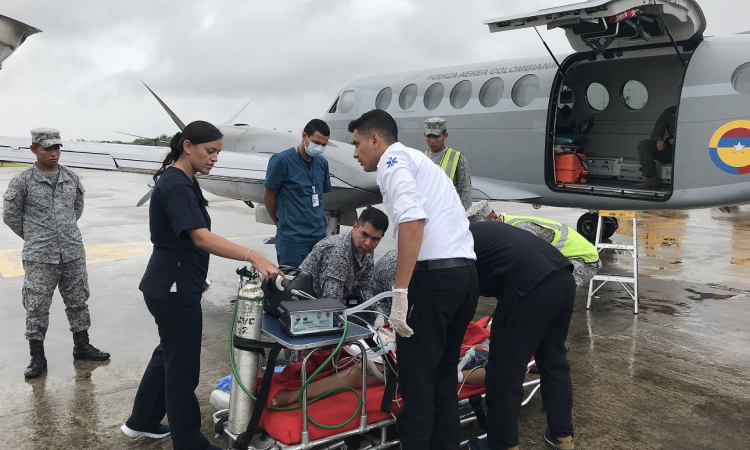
[466,201,493,222]
[424,117,447,136]
[30,128,63,148]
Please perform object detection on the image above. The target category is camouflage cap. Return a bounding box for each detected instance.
[424,117,447,136]
[30,128,63,148]
[466,201,493,222]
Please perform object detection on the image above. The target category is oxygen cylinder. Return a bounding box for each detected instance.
[227,272,265,437]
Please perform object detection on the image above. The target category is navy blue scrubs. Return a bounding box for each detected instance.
[126,167,213,450]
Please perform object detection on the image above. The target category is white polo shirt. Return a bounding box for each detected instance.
[377,142,476,262]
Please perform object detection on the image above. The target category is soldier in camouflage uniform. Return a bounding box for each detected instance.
[467,201,602,288]
[299,207,390,323]
[2,128,110,379]
[424,117,472,210]
[370,249,396,319]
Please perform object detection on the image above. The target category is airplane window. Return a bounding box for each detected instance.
[450,80,472,109]
[328,96,339,113]
[621,80,648,110]
[512,75,539,107]
[339,90,356,113]
[376,87,393,110]
[732,63,750,95]
[424,83,444,110]
[585,82,610,111]
[479,77,504,108]
[399,84,418,110]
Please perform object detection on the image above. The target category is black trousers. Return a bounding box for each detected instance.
[637,139,673,179]
[126,293,210,450]
[397,265,479,450]
[485,269,576,450]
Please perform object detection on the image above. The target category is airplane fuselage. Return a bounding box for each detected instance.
[323,34,750,210]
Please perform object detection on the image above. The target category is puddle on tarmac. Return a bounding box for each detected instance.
[684,288,738,301]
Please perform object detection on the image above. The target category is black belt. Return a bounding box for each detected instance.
[413,258,474,272]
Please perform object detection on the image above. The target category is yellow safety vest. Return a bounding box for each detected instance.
[425,147,461,186]
[503,215,599,263]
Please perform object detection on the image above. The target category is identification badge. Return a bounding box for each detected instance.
[312,194,319,207]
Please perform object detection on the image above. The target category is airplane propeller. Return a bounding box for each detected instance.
[141,80,186,131]
[136,187,154,207]
[136,81,190,206]
[224,97,254,125]
[114,131,169,146]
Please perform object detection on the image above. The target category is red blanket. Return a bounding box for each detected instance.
[256,320,491,444]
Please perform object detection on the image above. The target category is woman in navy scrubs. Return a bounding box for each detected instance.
[121,121,281,450]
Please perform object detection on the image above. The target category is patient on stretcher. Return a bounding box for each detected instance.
[268,317,493,407]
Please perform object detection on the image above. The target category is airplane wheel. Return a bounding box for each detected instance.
[532,204,542,210]
[602,217,618,239]
[577,213,599,242]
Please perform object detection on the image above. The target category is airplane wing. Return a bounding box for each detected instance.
[0,136,353,188]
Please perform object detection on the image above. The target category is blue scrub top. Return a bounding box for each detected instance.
[263,148,332,243]
[139,167,211,303]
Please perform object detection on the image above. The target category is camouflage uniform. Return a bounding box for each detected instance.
[370,249,396,319]
[424,118,472,210]
[3,130,91,342]
[299,230,374,305]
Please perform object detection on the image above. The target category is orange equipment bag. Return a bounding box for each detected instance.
[555,153,588,184]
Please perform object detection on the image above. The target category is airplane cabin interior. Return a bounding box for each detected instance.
[548,50,689,200]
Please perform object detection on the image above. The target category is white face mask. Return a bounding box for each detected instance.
[305,139,326,157]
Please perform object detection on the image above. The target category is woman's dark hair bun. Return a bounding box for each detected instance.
[154,123,222,184]
[152,122,223,208]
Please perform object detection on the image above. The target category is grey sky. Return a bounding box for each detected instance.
[0,0,747,141]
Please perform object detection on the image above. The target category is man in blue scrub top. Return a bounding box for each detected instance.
[263,119,333,267]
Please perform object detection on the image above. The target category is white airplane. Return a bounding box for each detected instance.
[2,0,749,240]
[322,0,750,239]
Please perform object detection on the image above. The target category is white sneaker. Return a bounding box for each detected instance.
[121,423,171,439]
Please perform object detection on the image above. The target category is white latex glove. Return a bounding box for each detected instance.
[391,288,414,338]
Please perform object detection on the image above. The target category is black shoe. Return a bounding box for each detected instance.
[469,437,516,450]
[24,340,47,379]
[24,355,47,378]
[72,331,110,361]
[544,427,574,449]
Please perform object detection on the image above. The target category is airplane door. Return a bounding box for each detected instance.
[677,37,750,194]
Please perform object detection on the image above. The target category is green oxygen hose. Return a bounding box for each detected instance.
[228,297,363,429]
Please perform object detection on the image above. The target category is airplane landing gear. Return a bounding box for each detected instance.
[577,213,618,241]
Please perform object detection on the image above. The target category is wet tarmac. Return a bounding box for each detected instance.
[1,166,749,450]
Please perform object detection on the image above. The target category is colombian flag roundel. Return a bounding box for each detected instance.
[709,120,750,175]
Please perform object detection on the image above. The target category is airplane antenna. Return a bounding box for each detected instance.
[534,27,561,70]
[652,1,687,68]
[224,97,255,125]
[141,80,186,131]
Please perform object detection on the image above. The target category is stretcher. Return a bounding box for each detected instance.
[211,314,541,450]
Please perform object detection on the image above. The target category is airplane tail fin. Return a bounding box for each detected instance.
[141,80,186,131]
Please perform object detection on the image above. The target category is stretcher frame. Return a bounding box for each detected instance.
[213,337,541,450]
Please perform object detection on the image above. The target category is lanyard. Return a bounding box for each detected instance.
[296,146,316,193]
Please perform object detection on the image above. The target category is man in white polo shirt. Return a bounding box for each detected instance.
[350,109,478,450]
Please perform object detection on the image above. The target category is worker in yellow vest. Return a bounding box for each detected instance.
[424,117,472,210]
[467,201,601,288]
